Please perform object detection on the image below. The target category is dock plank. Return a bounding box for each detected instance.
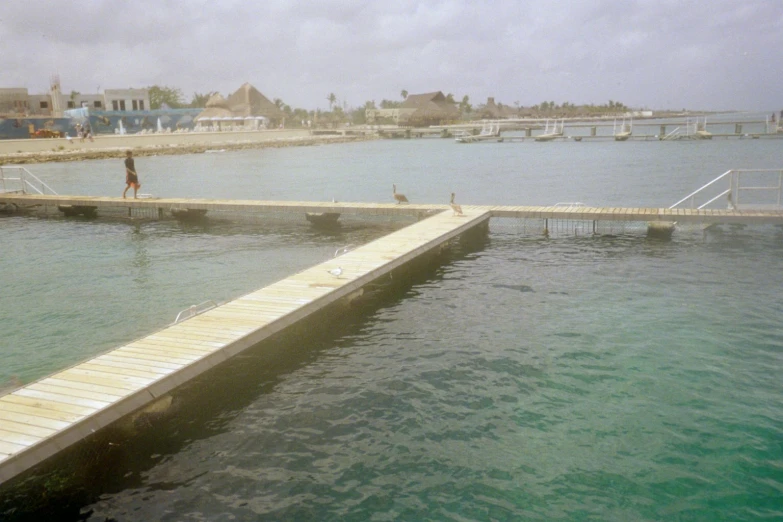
[0,394,99,417]
[0,419,58,440]
[0,402,83,426]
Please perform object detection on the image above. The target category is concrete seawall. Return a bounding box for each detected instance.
[0,130,375,165]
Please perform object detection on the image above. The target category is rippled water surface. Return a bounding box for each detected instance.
[1,131,782,520]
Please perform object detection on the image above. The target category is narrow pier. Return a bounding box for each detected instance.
[1,194,782,225]
[0,207,490,486]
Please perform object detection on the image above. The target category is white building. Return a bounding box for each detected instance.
[104,89,150,112]
[0,82,150,117]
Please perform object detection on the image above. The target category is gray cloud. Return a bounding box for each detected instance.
[1,0,781,111]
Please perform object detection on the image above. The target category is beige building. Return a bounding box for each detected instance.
[0,81,149,117]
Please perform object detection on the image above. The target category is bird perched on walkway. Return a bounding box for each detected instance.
[393,184,409,204]
[327,267,343,278]
[450,192,464,216]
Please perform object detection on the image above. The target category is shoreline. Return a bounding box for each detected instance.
[0,132,377,165]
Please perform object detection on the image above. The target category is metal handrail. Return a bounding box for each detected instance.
[671,169,783,210]
[698,189,732,210]
[334,244,355,257]
[661,126,681,140]
[0,166,58,195]
[670,170,733,209]
[174,300,218,324]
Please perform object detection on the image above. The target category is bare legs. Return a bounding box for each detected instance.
[122,184,137,199]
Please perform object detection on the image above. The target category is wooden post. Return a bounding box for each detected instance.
[590,126,597,136]
[735,124,742,135]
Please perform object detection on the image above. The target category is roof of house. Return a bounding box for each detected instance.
[401,92,447,109]
[205,93,230,109]
[225,83,284,119]
[195,94,234,120]
[401,91,459,121]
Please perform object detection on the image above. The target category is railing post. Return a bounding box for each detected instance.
[778,170,782,207]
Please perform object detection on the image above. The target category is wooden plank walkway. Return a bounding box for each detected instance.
[0,207,491,486]
[0,193,444,218]
[1,194,782,224]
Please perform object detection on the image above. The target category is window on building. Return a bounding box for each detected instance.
[94,101,102,108]
[40,101,49,109]
[112,100,119,111]
[119,100,126,111]
[139,100,145,111]
[132,100,139,111]
[67,101,76,108]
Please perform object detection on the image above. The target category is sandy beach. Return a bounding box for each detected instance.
[0,129,377,165]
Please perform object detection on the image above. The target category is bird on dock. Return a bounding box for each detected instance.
[393,184,409,204]
[450,192,464,216]
[327,267,343,278]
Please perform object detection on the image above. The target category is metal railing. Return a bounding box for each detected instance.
[670,169,783,210]
[0,166,58,195]
[173,300,219,324]
[660,126,681,140]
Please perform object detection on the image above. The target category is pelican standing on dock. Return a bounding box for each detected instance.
[393,184,409,204]
[450,192,463,216]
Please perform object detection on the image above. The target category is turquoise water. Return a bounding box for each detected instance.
[1,132,783,520]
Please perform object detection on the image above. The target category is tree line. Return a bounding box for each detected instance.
[147,84,636,126]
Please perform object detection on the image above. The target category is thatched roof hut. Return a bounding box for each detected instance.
[195,85,285,124]
[400,91,459,126]
[195,94,233,121]
[225,83,284,121]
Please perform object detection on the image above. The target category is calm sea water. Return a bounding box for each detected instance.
[1,125,782,520]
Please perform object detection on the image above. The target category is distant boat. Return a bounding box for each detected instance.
[613,118,632,141]
[455,122,500,143]
[689,117,712,140]
[534,119,565,141]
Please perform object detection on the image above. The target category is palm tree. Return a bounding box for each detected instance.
[327,93,337,111]
[401,89,408,100]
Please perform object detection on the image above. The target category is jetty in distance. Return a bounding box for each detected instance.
[0,166,782,488]
[446,116,783,143]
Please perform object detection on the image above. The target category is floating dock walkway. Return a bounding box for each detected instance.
[1,193,782,225]
[2,186,783,486]
[0,206,490,486]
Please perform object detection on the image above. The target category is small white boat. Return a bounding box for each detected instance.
[534,119,564,141]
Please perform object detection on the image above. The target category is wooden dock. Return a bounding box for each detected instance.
[2,192,783,485]
[1,194,782,225]
[0,206,491,486]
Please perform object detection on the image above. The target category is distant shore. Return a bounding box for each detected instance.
[0,130,377,165]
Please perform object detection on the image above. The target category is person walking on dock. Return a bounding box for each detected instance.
[123,150,141,199]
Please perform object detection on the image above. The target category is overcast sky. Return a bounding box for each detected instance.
[1,0,781,111]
